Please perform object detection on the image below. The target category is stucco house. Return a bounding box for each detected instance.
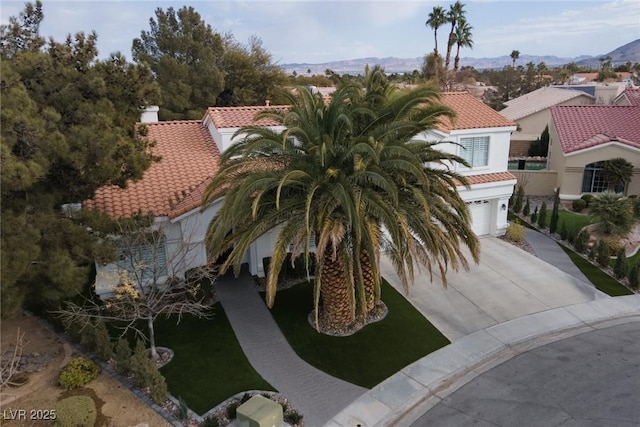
[87,92,516,297]
[547,88,640,200]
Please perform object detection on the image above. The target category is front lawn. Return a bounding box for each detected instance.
[267,280,450,389]
[555,209,595,232]
[155,305,275,415]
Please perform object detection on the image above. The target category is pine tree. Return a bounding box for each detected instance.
[613,248,628,279]
[523,197,531,216]
[113,338,132,375]
[531,206,538,224]
[574,229,590,253]
[595,240,610,268]
[559,221,568,240]
[537,201,547,228]
[513,185,524,213]
[549,189,560,234]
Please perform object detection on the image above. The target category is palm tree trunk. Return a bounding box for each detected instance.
[454,44,461,74]
[445,31,455,70]
[320,253,354,329]
[360,250,377,313]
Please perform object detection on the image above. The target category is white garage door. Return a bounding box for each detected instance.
[467,200,492,235]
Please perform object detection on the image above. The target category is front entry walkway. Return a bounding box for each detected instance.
[215,270,366,426]
[382,237,606,341]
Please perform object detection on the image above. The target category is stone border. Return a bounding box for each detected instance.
[325,295,640,427]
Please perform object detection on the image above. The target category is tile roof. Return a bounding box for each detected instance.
[206,105,289,128]
[550,105,640,154]
[615,88,640,106]
[85,121,220,219]
[462,171,517,186]
[500,87,593,121]
[437,91,515,132]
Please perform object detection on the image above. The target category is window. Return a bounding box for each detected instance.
[581,162,608,193]
[117,237,167,281]
[460,137,489,167]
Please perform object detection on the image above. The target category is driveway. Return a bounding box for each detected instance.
[382,237,607,341]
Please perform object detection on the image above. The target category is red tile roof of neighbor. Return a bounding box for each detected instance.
[550,105,640,154]
[84,121,220,219]
[438,92,516,132]
[465,171,517,185]
[616,88,640,106]
[206,105,288,128]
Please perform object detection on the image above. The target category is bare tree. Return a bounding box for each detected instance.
[1,328,26,388]
[56,214,214,359]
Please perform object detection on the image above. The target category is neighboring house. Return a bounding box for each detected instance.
[547,91,640,200]
[500,87,594,157]
[87,92,516,297]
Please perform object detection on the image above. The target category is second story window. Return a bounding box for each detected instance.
[460,136,489,167]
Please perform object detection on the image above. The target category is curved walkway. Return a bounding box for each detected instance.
[326,295,640,426]
[524,229,592,285]
[215,270,366,427]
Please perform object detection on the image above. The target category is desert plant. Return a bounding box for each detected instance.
[537,201,548,228]
[522,197,531,216]
[550,189,560,234]
[581,194,594,207]
[54,395,97,427]
[590,192,635,236]
[602,157,633,192]
[559,221,568,241]
[513,185,525,213]
[58,357,99,390]
[613,248,628,279]
[573,229,590,253]
[531,206,538,224]
[505,223,526,242]
[595,239,611,268]
[572,199,587,212]
[113,338,132,375]
[628,262,639,290]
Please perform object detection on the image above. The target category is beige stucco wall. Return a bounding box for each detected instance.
[515,94,593,136]
[511,170,558,196]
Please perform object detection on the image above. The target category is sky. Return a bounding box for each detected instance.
[1,0,639,65]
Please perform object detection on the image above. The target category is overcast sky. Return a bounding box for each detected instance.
[2,0,639,65]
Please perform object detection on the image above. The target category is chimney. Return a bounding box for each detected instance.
[139,105,159,123]
[265,99,270,106]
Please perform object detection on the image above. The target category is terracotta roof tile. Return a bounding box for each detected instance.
[462,171,517,186]
[206,105,289,128]
[615,88,640,106]
[85,121,220,219]
[437,92,515,132]
[550,105,640,154]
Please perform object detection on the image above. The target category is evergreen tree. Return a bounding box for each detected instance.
[613,248,628,279]
[574,229,590,253]
[523,197,531,216]
[559,220,568,240]
[513,185,524,213]
[531,206,538,224]
[549,189,560,234]
[595,240,611,268]
[537,201,548,228]
[628,262,639,290]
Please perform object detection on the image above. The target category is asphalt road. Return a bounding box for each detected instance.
[412,321,640,427]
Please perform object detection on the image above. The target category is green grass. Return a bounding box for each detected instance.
[154,304,275,415]
[267,280,450,389]
[554,210,596,232]
[558,244,633,296]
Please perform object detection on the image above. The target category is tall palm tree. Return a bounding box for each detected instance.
[453,17,473,74]
[203,69,479,331]
[510,50,520,68]
[426,6,446,58]
[444,1,466,71]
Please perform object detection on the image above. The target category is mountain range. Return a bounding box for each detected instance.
[281,39,640,75]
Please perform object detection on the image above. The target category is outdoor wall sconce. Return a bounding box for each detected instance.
[501,203,507,211]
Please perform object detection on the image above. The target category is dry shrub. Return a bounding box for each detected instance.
[505,223,526,242]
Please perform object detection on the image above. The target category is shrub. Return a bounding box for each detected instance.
[113,338,132,375]
[58,357,99,390]
[591,192,635,236]
[285,409,304,425]
[178,396,189,420]
[559,221,568,241]
[531,206,538,224]
[573,229,590,253]
[572,199,587,212]
[595,240,611,268]
[522,197,531,216]
[62,317,84,344]
[603,238,623,255]
[537,201,548,228]
[550,190,560,234]
[505,223,526,242]
[567,227,577,245]
[202,416,221,427]
[513,185,524,213]
[628,262,640,290]
[633,196,640,219]
[613,248,628,279]
[54,395,97,427]
[92,320,112,362]
[581,194,594,207]
[129,339,167,404]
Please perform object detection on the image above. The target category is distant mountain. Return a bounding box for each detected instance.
[280,39,640,75]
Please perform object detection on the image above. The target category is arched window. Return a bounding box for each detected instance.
[581,161,607,193]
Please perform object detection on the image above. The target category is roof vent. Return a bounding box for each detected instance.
[139,105,159,123]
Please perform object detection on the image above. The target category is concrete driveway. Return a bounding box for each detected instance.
[382,237,607,341]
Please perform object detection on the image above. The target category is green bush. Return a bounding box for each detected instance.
[581,194,594,207]
[58,357,99,390]
[113,338,132,375]
[522,197,531,216]
[537,201,548,228]
[129,340,167,404]
[559,221,568,241]
[567,227,577,245]
[572,198,587,212]
[202,416,221,427]
[603,238,622,255]
[54,395,97,427]
[92,320,113,362]
[573,229,590,253]
[628,262,639,290]
[505,223,526,242]
[512,185,524,213]
[613,248,628,279]
[285,409,304,425]
[632,196,640,218]
[531,206,538,224]
[595,240,611,268]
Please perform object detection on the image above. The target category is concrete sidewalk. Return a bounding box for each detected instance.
[215,271,366,427]
[382,237,606,341]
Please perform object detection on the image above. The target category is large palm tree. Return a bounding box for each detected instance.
[510,50,520,68]
[453,17,473,74]
[602,157,633,194]
[444,1,466,71]
[203,69,479,331]
[426,6,446,58]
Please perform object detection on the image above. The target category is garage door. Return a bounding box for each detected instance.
[467,200,491,235]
